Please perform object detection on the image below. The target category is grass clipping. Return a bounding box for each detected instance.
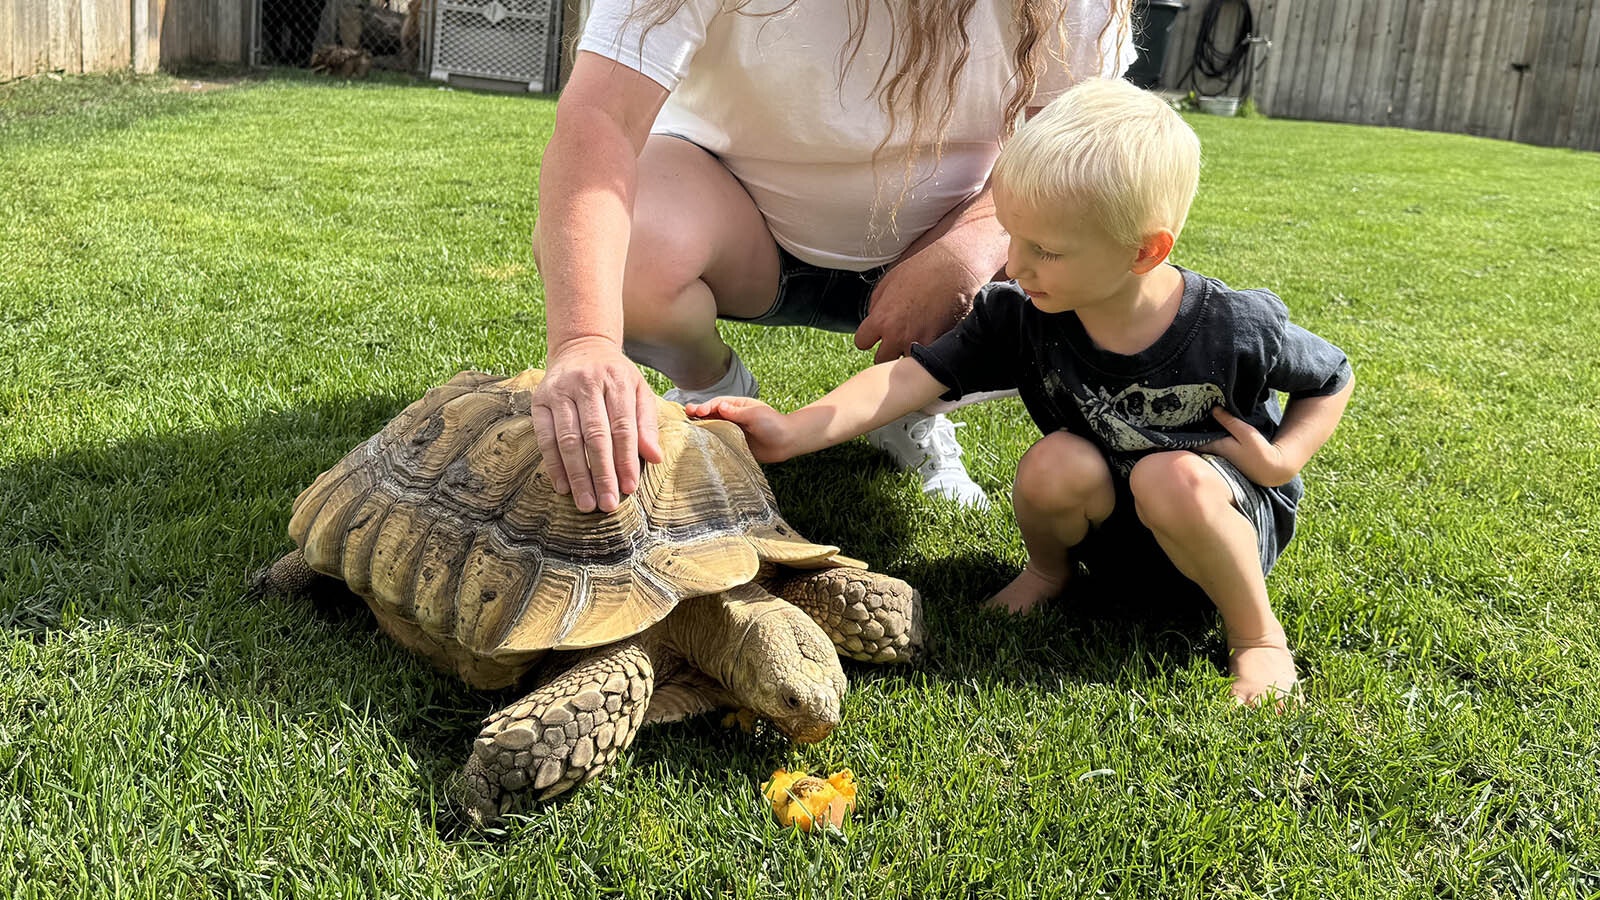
[762,769,858,831]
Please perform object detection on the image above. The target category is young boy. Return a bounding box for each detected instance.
[685,78,1353,705]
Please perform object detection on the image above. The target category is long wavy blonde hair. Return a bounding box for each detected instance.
[626,0,1134,237]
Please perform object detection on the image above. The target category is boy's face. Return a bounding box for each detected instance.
[995,188,1140,315]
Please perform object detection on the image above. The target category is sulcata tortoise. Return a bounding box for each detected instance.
[255,369,923,825]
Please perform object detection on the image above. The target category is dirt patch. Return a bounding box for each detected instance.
[164,77,250,93]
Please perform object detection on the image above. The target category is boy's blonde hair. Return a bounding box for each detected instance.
[992,77,1201,248]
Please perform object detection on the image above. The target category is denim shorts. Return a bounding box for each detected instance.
[723,246,890,335]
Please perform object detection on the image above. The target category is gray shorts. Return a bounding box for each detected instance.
[724,246,889,334]
[1200,453,1282,576]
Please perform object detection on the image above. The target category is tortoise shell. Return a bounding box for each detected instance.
[287,369,855,667]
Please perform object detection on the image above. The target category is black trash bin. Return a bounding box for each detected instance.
[1127,0,1187,89]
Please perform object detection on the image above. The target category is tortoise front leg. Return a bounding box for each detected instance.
[458,639,656,826]
[773,568,925,663]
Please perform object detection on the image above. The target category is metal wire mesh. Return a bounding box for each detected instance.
[254,0,429,73]
[430,0,562,91]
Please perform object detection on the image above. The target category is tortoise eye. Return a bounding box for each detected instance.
[784,694,802,710]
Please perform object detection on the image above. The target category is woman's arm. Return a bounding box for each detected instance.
[854,105,1049,363]
[527,52,671,514]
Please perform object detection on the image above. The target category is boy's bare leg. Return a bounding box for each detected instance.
[1129,452,1296,705]
[985,431,1115,615]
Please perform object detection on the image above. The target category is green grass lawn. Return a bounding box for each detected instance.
[2,71,1598,898]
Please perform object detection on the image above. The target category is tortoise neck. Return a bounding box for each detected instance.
[662,586,780,690]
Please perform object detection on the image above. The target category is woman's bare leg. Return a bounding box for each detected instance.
[534,135,782,391]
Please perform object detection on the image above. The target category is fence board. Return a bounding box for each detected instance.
[1244,0,1278,108]
[1401,0,1440,128]
[216,0,241,62]
[1282,0,1315,115]
[91,0,130,71]
[1317,0,1359,120]
[133,0,158,72]
[1363,0,1407,124]
[1343,0,1382,122]
[1515,0,1564,144]
[47,0,80,72]
[1487,0,1532,139]
[1454,0,1494,136]
[1257,0,1290,113]
[1277,0,1312,116]
[1429,0,1469,132]
[1552,0,1592,146]
[0,0,12,80]
[15,0,47,76]
[1576,0,1600,150]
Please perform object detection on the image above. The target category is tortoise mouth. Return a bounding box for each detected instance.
[776,717,837,745]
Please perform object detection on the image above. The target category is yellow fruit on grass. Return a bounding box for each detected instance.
[762,769,858,831]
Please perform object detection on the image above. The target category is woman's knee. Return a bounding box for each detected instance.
[1130,452,1230,531]
[1014,431,1112,510]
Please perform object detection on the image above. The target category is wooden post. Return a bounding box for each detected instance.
[0,0,14,80]
[132,0,159,71]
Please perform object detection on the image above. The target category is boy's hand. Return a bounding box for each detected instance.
[682,397,797,464]
[1200,408,1300,487]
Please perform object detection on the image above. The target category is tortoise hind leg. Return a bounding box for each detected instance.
[250,548,372,621]
[250,549,338,598]
[458,640,656,827]
[773,568,925,663]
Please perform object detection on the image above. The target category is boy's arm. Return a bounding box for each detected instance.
[688,358,949,462]
[1208,375,1354,487]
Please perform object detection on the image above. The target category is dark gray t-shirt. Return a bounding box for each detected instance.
[910,267,1352,551]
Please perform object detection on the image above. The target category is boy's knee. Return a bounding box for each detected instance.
[1130,452,1228,530]
[1015,431,1110,507]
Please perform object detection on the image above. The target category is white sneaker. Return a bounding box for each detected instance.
[866,412,991,509]
[662,349,760,405]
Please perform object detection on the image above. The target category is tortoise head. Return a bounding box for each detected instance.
[733,600,848,744]
[673,587,846,744]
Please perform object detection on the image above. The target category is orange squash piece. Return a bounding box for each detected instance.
[762,768,858,831]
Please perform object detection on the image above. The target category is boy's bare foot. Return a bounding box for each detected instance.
[1227,641,1299,707]
[982,564,1067,615]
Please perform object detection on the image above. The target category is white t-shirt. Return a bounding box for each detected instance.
[578,0,1136,270]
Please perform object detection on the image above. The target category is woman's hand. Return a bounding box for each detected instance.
[855,186,1007,363]
[855,240,983,364]
[683,397,796,463]
[528,337,664,513]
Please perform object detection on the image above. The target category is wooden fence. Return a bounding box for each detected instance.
[0,0,245,81]
[1158,0,1600,151]
[5,0,1598,153]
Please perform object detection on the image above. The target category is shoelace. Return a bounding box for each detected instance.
[907,417,967,475]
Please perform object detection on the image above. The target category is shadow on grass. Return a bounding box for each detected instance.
[0,388,1223,834]
[767,447,1226,693]
[0,393,496,824]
